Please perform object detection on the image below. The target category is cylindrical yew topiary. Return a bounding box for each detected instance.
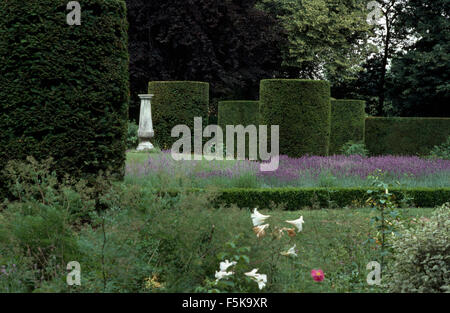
[148,81,209,150]
[0,0,129,198]
[259,79,331,157]
[330,99,366,155]
[218,100,260,159]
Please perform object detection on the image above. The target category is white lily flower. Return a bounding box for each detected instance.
[255,274,267,290]
[253,224,269,238]
[245,268,259,278]
[219,260,237,272]
[251,208,270,226]
[244,268,267,290]
[281,244,298,257]
[286,216,304,232]
[215,270,233,282]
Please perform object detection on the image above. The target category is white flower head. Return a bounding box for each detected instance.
[253,224,269,238]
[281,244,298,257]
[219,260,237,272]
[255,274,267,290]
[286,216,304,232]
[245,268,259,278]
[245,268,267,290]
[251,208,270,226]
[215,270,233,282]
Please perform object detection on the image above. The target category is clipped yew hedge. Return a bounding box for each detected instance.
[260,79,331,157]
[148,81,209,150]
[365,117,450,156]
[214,187,450,210]
[218,100,260,159]
[330,100,366,155]
[0,0,129,198]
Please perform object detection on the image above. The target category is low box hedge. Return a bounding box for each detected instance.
[155,187,450,210]
[215,187,450,210]
[215,188,450,210]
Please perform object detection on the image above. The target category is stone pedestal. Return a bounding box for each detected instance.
[137,94,155,151]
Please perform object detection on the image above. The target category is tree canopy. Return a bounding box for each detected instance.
[388,0,450,117]
[126,0,285,120]
[257,0,373,80]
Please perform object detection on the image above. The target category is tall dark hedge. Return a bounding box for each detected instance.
[330,100,366,154]
[148,81,209,150]
[126,0,286,121]
[0,0,129,197]
[218,100,260,159]
[365,117,450,156]
[259,79,331,157]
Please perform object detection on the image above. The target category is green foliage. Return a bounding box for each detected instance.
[429,136,450,160]
[0,165,437,293]
[215,187,450,210]
[260,79,331,157]
[0,0,129,198]
[340,141,369,157]
[127,121,139,150]
[2,157,97,222]
[331,55,385,116]
[196,236,256,293]
[257,0,372,79]
[148,81,209,150]
[330,100,366,155]
[0,157,100,291]
[218,101,260,159]
[365,117,450,156]
[388,0,450,117]
[385,204,450,293]
[366,171,407,267]
[92,190,254,293]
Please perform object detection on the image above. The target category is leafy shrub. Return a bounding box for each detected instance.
[0,157,98,290]
[218,101,260,159]
[260,79,331,157]
[148,81,209,150]
[429,136,450,160]
[365,117,450,156]
[385,204,450,293]
[330,100,366,155]
[1,157,99,221]
[127,121,139,150]
[340,141,369,157]
[0,0,129,199]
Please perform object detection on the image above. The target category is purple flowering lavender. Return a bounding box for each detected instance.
[126,151,450,188]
